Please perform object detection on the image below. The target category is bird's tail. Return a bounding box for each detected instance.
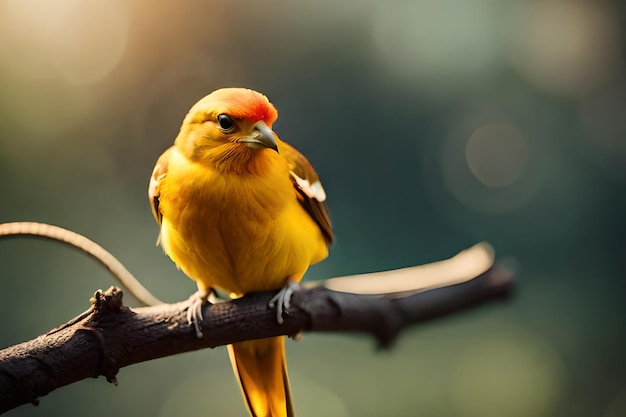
[228,337,294,417]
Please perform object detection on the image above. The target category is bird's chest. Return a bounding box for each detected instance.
[184,182,279,254]
[160,171,296,292]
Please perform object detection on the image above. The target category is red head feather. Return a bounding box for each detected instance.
[189,88,279,128]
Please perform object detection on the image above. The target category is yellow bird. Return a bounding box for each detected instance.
[149,88,332,417]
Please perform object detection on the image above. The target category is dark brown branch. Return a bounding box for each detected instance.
[0,264,512,414]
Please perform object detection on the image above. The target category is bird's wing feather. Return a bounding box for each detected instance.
[280,142,333,245]
[148,146,173,226]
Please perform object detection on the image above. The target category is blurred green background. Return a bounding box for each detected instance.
[1,0,625,416]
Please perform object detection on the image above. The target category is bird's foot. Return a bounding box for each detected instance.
[186,289,213,338]
[268,279,300,324]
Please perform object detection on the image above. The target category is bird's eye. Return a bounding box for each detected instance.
[217,114,236,133]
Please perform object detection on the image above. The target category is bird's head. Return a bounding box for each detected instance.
[174,88,280,169]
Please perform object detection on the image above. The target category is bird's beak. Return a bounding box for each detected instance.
[240,121,279,153]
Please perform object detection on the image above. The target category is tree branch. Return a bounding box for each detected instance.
[0,262,512,414]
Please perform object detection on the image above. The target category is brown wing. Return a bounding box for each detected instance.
[280,141,333,245]
[148,146,174,226]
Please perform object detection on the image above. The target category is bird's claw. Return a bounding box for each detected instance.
[269,279,300,324]
[186,289,212,338]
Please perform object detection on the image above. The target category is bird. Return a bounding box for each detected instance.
[148,87,333,417]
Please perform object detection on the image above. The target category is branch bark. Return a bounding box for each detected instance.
[0,263,512,414]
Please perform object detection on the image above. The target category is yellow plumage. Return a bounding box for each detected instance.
[149,88,332,417]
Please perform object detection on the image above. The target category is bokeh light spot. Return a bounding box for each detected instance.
[439,116,538,214]
[291,371,351,417]
[510,0,622,97]
[448,333,564,417]
[371,1,502,91]
[48,0,129,85]
[465,122,528,188]
[1,0,129,86]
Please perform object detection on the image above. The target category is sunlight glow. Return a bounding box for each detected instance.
[2,0,129,85]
